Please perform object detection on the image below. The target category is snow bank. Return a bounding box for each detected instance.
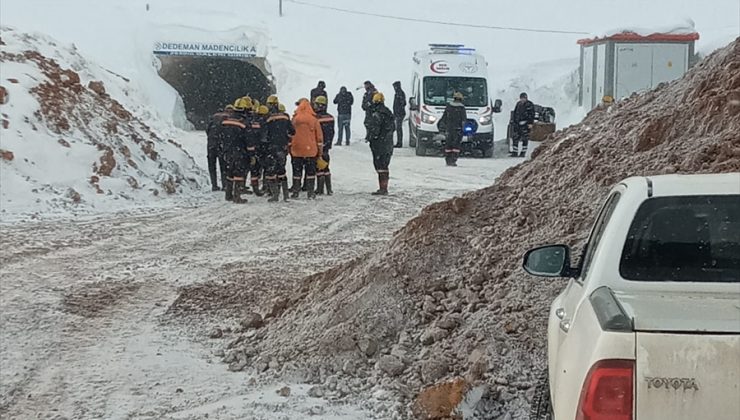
[594,17,698,38]
[0,28,207,221]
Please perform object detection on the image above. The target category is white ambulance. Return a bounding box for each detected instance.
[408,44,501,157]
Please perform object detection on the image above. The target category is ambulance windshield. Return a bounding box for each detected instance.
[423,77,488,107]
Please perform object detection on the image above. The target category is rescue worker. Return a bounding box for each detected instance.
[221,97,253,203]
[266,95,280,114]
[438,92,466,167]
[264,101,295,202]
[310,81,327,103]
[313,96,335,195]
[366,92,395,196]
[511,92,535,157]
[251,105,271,196]
[289,99,323,199]
[205,104,232,191]
[333,86,353,146]
[392,81,406,148]
[361,80,377,141]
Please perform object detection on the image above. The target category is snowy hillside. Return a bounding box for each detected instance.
[3,0,738,130]
[0,28,207,220]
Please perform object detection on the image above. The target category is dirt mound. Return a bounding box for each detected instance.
[212,39,740,418]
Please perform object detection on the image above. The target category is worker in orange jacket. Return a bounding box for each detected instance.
[289,99,323,199]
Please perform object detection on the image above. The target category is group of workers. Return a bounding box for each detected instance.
[205,86,396,203]
[205,80,538,203]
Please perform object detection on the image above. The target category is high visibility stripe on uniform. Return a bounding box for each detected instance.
[317,117,335,123]
[445,149,461,153]
[232,176,245,181]
[226,177,234,181]
[293,176,302,180]
[265,176,277,180]
[267,115,289,122]
[246,147,256,151]
[222,120,246,129]
[376,169,389,174]
[251,123,262,128]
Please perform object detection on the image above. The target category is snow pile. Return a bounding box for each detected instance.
[0,28,207,220]
[594,17,698,38]
[190,38,740,418]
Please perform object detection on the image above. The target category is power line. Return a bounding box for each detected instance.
[285,0,590,35]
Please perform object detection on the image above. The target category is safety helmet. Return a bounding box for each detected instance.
[314,96,328,106]
[278,103,286,113]
[251,99,261,111]
[266,95,279,105]
[224,104,235,111]
[233,96,253,111]
[257,105,269,116]
[372,92,385,103]
[452,92,464,101]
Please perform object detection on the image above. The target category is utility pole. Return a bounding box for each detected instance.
[279,0,283,17]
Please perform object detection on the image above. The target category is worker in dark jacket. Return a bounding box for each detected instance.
[205,105,232,191]
[310,81,327,103]
[392,81,406,148]
[244,105,268,196]
[313,96,335,195]
[437,92,467,167]
[221,98,253,203]
[361,80,377,141]
[264,102,295,202]
[366,92,395,196]
[511,92,535,157]
[333,86,354,146]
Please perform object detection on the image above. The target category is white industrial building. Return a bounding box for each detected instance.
[578,31,700,109]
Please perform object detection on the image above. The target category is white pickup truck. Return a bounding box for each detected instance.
[523,173,740,420]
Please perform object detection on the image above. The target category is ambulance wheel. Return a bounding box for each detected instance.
[482,146,494,158]
[415,142,427,156]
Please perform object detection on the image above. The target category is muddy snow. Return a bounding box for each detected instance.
[0,139,521,419]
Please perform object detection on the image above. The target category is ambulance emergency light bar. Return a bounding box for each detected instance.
[428,44,476,54]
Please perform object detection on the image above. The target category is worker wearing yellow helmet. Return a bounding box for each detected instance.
[365,91,395,196]
[233,96,253,112]
[263,100,296,201]
[312,96,335,195]
[245,104,270,197]
[266,95,280,113]
[219,103,251,203]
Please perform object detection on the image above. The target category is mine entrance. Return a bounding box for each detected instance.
[157,56,274,129]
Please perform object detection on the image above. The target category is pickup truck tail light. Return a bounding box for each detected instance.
[576,359,634,420]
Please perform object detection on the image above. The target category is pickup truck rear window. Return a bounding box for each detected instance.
[620,195,740,282]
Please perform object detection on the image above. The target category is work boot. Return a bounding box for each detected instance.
[306,178,316,199]
[325,174,333,196]
[224,179,233,201]
[232,181,247,204]
[371,174,388,195]
[211,185,221,192]
[281,179,290,201]
[267,181,279,202]
[315,176,325,195]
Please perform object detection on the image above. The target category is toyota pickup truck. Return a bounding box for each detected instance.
[523,173,740,420]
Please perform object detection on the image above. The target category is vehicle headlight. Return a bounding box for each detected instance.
[479,114,492,125]
[422,112,437,124]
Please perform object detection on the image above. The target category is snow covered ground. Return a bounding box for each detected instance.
[1,0,738,418]
[0,135,524,419]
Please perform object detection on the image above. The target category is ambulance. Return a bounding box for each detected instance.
[409,44,501,157]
